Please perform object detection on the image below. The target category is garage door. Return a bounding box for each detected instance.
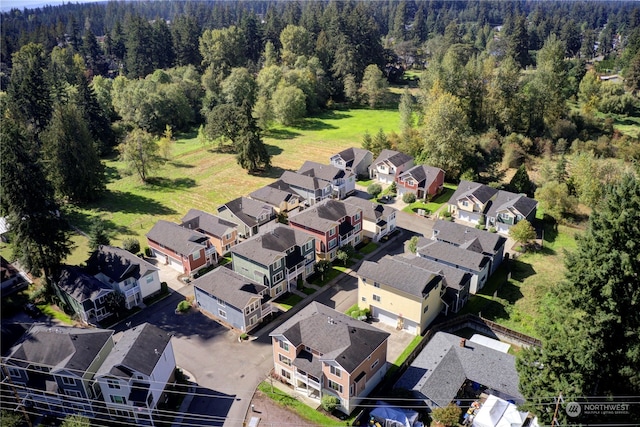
[402,318,418,335]
[152,249,184,273]
[497,223,510,235]
[372,306,397,327]
[457,211,471,222]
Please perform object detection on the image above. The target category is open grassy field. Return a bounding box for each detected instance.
[66,108,402,256]
[460,223,580,338]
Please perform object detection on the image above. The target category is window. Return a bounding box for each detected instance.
[273,271,284,283]
[192,251,201,260]
[225,233,232,240]
[423,305,429,313]
[107,379,120,389]
[328,239,337,249]
[373,294,381,302]
[218,309,227,319]
[462,200,468,207]
[7,367,19,377]
[279,354,291,366]
[374,282,380,288]
[279,340,289,351]
[350,384,355,395]
[110,395,127,405]
[361,297,366,302]
[354,212,360,221]
[355,223,361,232]
[330,365,341,378]
[61,376,76,386]
[329,227,336,237]
[281,369,291,380]
[97,296,105,304]
[65,389,82,398]
[328,380,343,393]
[371,359,379,370]
[146,275,154,284]
[218,299,226,307]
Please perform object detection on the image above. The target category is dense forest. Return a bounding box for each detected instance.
[1,1,640,425]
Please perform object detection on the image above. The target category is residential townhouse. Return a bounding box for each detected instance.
[416,239,491,294]
[298,160,356,200]
[249,183,303,215]
[180,209,238,258]
[231,224,316,298]
[396,164,445,200]
[447,180,499,225]
[217,196,276,239]
[53,266,115,324]
[431,220,506,275]
[96,323,176,425]
[288,199,363,261]
[485,191,538,235]
[146,220,215,276]
[193,266,271,332]
[275,170,333,206]
[270,302,390,414]
[343,196,397,242]
[329,147,373,178]
[357,255,445,335]
[86,245,161,310]
[369,149,414,184]
[2,325,114,418]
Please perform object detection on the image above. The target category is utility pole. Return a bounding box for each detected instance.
[552,392,563,427]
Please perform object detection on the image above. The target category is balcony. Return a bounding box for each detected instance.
[295,372,320,389]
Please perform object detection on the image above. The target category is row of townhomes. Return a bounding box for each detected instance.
[3,146,538,423]
[2,322,176,426]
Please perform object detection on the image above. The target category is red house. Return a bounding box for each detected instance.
[288,199,363,261]
[146,220,215,276]
[396,164,445,200]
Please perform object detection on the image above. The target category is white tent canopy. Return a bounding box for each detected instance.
[473,395,531,427]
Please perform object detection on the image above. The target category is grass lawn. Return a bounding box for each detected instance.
[37,304,74,325]
[402,183,457,214]
[459,223,580,338]
[274,293,304,311]
[64,108,400,263]
[358,242,378,255]
[595,111,640,138]
[301,286,316,296]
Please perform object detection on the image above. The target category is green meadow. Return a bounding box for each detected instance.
[67,108,402,256]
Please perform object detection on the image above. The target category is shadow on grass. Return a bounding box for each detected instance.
[169,161,195,169]
[99,191,178,216]
[294,118,338,131]
[64,206,132,236]
[261,166,293,180]
[263,128,300,140]
[477,299,509,321]
[314,110,352,120]
[265,143,284,156]
[498,281,524,304]
[510,259,536,282]
[104,165,121,183]
[145,177,197,191]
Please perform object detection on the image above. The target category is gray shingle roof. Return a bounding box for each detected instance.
[357,256,442,298]
[394,332,523,407]
[298,161,346,182]
[485,191,538,219]
[146,220,208,256]
[193,266,266,311]
[331,147,371,170]
[57,266,113,303]
[371,149,413,168]
[270,302,389,373]
[231,225,314,267]
[279,170,330,192]
[401,256,471,291]
[398,165,444,188]
[181,209,237,239]
[86,245,158,283]
[6,324,113,373]
[449,181,498,206]
[416,240,489,272]
[250,184,298,208]
[432,220,506,255]
[289,199,361,232]
[219,197,275,227]
[96,323,172,378]
[343,196,396,224]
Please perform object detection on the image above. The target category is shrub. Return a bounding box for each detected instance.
[489,227,497,233]
[240,333,249,340]
[431,404,462,427]
[144,246,152,257]
[122,237,140,254]
[367,183,382,198]
[475,224,486,230]
[176,300,191,312]
[321,395,340,412]
[442,210,452,218]
[402,192,416,203]
[160,281,168,293]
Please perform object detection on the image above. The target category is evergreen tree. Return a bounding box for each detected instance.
[235,126,271,173]
[81,28,107,77]
[88,219,110,251]
[41,103,105,203]
[124,14,154,78]
[518,174,640,425]
[0,118,71,278]
[509,164,534,196]
[151,18,175,70]
[171,15,202,67]
[399,88,414,133]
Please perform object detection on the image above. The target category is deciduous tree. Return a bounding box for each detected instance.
[118,128,162,183]
[360,64,388,108]
[509,219,536,249]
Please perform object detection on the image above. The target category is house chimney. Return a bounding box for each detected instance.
[460,338,466,348]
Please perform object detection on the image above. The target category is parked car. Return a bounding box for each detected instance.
[24,303,42,319]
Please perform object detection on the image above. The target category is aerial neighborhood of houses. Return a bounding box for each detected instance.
[2,147,540,427]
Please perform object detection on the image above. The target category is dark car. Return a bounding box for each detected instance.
[24,303,42,319]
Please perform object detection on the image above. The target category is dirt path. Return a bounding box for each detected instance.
[246,390,322,427]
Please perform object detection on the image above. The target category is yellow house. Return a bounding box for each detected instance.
[357,255,445,335]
